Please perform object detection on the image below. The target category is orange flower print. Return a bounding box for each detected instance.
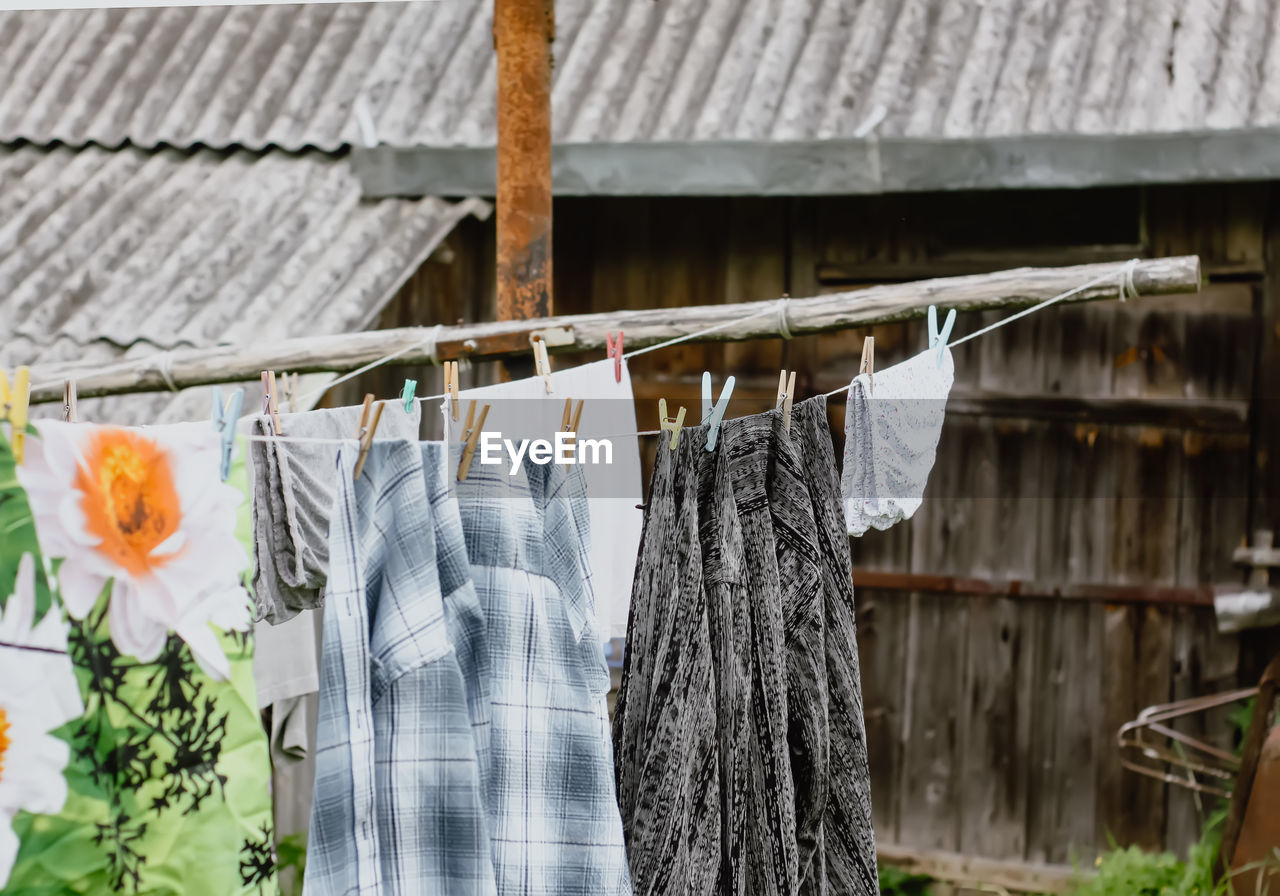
[17,421,251,679]
[0,554,82,886]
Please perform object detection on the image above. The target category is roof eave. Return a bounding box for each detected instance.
[352,129,1280,198]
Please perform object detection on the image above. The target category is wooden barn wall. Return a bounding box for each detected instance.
[337,184,1270,866]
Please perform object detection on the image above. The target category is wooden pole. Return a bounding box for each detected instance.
[494,0,553,324]
[23,256,1202,404]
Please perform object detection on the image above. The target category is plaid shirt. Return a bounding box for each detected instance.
[307,441,496,896]
[452,450,632,896]
[308,440,631,895]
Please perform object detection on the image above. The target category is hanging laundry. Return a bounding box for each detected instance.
[307,441,494,896]
[842,345,954,536]
[614,398,878,896]
[613,420,722,895]
[249,402,422,623]
[307,440,630,895]
[2,420,277,895]
[464,357,644,642]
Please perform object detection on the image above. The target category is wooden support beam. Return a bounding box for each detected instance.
[850,569,1216,607]
[877,844,1080,894]
[24,256,1200,405]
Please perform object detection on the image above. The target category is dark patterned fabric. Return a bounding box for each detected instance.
[614,398,877,896]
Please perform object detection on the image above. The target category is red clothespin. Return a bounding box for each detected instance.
[606,331,624,383]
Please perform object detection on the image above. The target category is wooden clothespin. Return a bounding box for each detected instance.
[606,331,624,383]
[531,337,553,393]
[279,372,298,414]
[657,398,687,450]
[859,335,875,394]
[457,400,491,481]
[210,387,244,482]
[927,305,956,369]
[701,372,735,452]
[63,379,78,423]
[352,394,385,481]
[0,367,30,464]
[401,379,418,414]
[444,361,460,421]
[561,397,584,467]
[261,370,284,435]
[775,370,796,434]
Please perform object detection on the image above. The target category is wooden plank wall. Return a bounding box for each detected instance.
[346,184,1267,867]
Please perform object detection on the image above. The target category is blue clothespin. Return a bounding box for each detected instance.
[927,304,956,369]
[401,379,417,413]
[210,387,244,482]
[701,371,735,452]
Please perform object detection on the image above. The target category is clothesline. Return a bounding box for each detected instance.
[23,256,1199,405]
[244,259,1143,446]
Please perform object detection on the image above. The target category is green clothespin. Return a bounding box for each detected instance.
[401,379,417,413]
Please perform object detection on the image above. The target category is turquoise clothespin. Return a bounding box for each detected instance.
[927,305,956,369]
[210,386,244,482]
[401,379,417,413]
[701,371,735,452]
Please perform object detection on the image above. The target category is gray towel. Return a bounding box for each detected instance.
[249,402,422,623]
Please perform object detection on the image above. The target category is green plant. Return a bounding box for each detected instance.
[880,864,935,895]
[276,832,307,896]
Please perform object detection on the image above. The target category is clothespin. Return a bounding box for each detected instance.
[457,400,491,481]
[658,398,687,450]
[560,397,584,467]
[859,336,875,394]
[401,379,417,413]
[606,331,624,384]
[701,371,735,452]
[444,361,460,421]
[352,395,384,481]
[0,367,30,464]
[775,369,796,434]
[261,370,284,435]
[63,379,78,423]
[210,387,244,482]
[279,372,298,414]
[531,337,553,393]
[926,305,956,369]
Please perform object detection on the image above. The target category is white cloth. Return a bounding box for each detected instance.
[842,345,954,536]
[463,358,643,641]
[252,608,321,710]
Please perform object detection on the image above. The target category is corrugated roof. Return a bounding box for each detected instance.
[0,0,1276,153]
[0,143,483,423]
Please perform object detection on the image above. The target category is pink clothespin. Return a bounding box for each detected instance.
[606,331,624,383]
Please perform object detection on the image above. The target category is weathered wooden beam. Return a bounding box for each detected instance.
[26,256,1200,405]
[850,569,1216,607]
[877,843,1080,894]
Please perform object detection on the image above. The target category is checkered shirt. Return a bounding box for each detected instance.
[451,448,633,896]
[306,440,497,896]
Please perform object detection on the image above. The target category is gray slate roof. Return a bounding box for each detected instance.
[2,143,484,423]
[0,0,1276,153]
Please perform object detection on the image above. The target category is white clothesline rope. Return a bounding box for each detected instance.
[227,260,1147,445]
[818,258,1139,400]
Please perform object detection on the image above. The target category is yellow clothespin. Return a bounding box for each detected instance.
[457,400,491,481]
[352,394,384,481]
[775,369,796,434]
[63,379,79,423]
[657,398,686,450]
[859,336,875,394]
[261,370,284,435]
[560,397,584,467]
[0,367,31,464]
[532,337,553,394]
[444,361,460,421]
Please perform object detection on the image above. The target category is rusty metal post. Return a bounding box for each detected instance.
[494,0,553,324]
